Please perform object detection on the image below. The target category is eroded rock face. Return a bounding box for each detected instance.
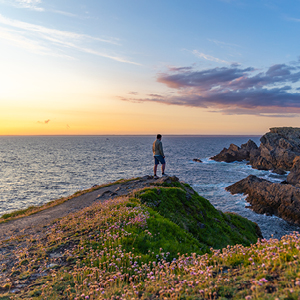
[220,128,300,225]
[226,175,300,225]
[250,127,300,171]
[210,139,258,163]
[211,127,300,173]
[286,156,300,186]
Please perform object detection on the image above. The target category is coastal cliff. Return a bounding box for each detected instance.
[212,127,300,225]
[211,127,300,174]
[250,127,300,171]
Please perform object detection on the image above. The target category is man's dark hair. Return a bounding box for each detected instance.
[157,134,162,139]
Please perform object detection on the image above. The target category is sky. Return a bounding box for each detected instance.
[0,0,300,135]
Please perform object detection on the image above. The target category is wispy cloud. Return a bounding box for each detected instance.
[207,39,242,58]
[167,66,193,72]
[147,93,163,98]
[49,10,78,18]
[292,18,300,22]
[0,14,119,44]
[0,0,44,11]
[2,0,81,17]
[192,50,230,64]
[13,0,44,11]
[208,39,241,48]
[284,15,300,23]
[0,14,140,64]
[122,62,300,116]
[0,27,74,59]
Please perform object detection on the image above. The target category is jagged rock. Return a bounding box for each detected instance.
[249,127,300,171]
[241,139,259,152]
[226,175,300,225]
[215,128,300,225]
[286,156,300,186]
[210,139,258,163]
[156,175,179,184]
[212,127,300,174]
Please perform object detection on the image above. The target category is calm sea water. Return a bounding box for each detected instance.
[0,135,298,239]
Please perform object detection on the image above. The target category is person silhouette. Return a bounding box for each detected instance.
[152,134,166,178]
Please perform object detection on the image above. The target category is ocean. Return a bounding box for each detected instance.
[0,135,299,239]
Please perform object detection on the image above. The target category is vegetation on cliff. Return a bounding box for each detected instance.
[0,177,299,299]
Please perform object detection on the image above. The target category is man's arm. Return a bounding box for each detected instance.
[159,142,165,157]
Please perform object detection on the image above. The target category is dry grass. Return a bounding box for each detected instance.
[0,178,139,224]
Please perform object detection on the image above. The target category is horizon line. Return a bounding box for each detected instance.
[0,134,262,137]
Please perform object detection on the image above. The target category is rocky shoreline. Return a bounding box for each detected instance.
[226,175,300,225]
[211,127,300,225]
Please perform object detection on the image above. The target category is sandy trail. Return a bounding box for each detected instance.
[0,175,159,241]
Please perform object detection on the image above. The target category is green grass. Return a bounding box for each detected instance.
[1,206,37,220]
[134,184,259,249]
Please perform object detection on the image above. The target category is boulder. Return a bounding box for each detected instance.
[210,139,258,163]
[226,175,300,225]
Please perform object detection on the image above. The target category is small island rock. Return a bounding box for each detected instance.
[210,139,258,163]
[193,158,202,163]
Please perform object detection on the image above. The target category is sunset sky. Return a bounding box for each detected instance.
[1,0,300,135]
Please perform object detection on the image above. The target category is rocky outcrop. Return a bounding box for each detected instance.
[286,156,300,186]
[210,139,258,162]
[226,175,300,225]
[211,127,300,174]
[219,128,300,224]
[249,127,300,171]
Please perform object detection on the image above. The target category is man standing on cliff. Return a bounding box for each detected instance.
[152,134,166,178]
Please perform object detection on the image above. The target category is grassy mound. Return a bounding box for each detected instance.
[134,178,260,249]
[3,178,296,300]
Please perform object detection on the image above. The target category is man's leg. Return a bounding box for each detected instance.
[154,164,158,176]
[162,163,165,174]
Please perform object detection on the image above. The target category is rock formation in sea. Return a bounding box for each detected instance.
[210,127,300,224]
[226,175,300,225]
[249,127,300,171]
[210,139,258,162]
[211,127,300,174]
[193,158,202,163]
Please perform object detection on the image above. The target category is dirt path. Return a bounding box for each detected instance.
[0,175,160,241]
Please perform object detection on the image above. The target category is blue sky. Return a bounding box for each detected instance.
[0,0,300,135]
